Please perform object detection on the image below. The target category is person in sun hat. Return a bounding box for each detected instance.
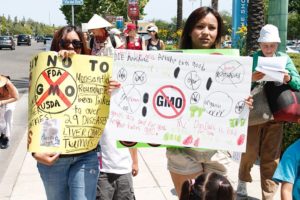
[145,25,165,51]
[0,75,19,149]
[237,24,300,199]
[87,14,123,56]
[86,16,139,200]
[124,23,146,50]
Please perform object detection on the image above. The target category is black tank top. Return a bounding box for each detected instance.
[147,39,161,51]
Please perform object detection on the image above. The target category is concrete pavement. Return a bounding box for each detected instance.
[0,94,281,200]
[1,145,281,200]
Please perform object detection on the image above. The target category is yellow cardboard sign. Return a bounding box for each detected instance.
[28,52,112,154]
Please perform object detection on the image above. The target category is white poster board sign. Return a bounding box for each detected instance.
[107,50,253,152]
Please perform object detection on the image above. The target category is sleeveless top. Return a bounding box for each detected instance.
[147,39,161,51]
[126,36,142,50]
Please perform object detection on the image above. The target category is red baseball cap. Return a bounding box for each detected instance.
[124,23,137,33]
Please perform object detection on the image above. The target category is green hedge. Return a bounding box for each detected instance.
[282,53,300,153]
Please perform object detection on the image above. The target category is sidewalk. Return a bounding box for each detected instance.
[3,138,280,200]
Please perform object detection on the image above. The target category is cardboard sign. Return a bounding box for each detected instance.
[28,52,112,154]
[108,50,252,152]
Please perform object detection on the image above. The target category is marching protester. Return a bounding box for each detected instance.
[166,6,253,198]
[87,14,139,200]
[237,24,300,200]
[32,25,99,200]
[145,25,165,50]
[0,75,19,149]
[124,23,146,50]
[88,14,123,56]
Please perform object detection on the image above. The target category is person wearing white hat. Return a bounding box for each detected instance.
[87,15,138,200]
[237,24,300,199]
[145,25,165,51]
[0,75,19,149]
[87,14,123,56]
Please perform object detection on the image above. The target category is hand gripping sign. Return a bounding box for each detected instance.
[28,52,112,154]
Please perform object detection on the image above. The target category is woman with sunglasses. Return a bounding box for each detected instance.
[32,25,100,200]
[145,26,165,51]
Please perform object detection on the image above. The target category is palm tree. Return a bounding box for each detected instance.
[246,0,265,55]
[211,0,218,10]
[177,0,183,30]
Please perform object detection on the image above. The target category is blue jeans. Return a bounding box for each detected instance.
[37,151,99,200]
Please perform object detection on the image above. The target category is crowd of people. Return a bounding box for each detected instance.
[2,5,299,200]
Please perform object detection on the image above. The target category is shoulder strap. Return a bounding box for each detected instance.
[109,34,116,48]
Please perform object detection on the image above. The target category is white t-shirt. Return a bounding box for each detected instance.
[99,127,132,174]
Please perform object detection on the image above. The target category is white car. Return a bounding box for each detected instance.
[286,46,299,53]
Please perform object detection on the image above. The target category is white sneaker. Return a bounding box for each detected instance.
[236,180,248,197]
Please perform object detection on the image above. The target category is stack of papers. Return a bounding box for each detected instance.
[256,56,288,83]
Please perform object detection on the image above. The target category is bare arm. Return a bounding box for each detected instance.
[281,182,293,200]
[160,40,165,50]
[0,80,19,106]
[129,148,139,176]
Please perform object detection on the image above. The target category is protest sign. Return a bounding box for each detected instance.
[108,50,252,152]
[28,52,112,154]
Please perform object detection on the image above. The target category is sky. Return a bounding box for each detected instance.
[0,0,232,26]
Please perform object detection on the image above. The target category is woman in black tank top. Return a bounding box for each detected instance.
[146,26,165,51]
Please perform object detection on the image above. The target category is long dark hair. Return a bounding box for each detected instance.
[180,172,234,200]
[180,7,223,49]
[50,25,89,55]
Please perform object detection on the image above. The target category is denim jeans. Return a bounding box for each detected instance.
[37,151,99,200]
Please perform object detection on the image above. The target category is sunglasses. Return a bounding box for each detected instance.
[148,30,155,33]
[60,39,83,49]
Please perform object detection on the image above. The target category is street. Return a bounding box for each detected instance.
[0,40,43,182]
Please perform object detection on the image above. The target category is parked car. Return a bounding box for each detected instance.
[222,40,232,48]
[43,35,53,45]
[36,35,44,43]
[17,34,31,46]
[286,46,299,54]
[0,36,15,50]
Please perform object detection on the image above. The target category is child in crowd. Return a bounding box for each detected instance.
[273,139,300,200]
[180,172,234,200]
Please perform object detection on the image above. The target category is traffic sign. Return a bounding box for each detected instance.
[62,0,83,5]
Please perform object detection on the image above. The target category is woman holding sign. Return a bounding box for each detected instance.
[32,25,99,200]
[166,7,253,197]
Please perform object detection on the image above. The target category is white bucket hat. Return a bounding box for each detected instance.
[87,14,112,30]
[258,24,281,43]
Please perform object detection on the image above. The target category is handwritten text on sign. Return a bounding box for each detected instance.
[28,52,112,154]
[108,50,253,152]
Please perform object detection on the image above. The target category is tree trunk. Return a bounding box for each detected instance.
[246,0,264,55]
[177,0,183,30]
[211,0,218,10]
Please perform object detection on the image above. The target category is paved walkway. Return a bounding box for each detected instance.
[0,93,280,200]
[1,134,280,200]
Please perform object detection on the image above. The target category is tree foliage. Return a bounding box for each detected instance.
[289,0,300,14]
[0,15,55,36]
[60,0,149,25]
